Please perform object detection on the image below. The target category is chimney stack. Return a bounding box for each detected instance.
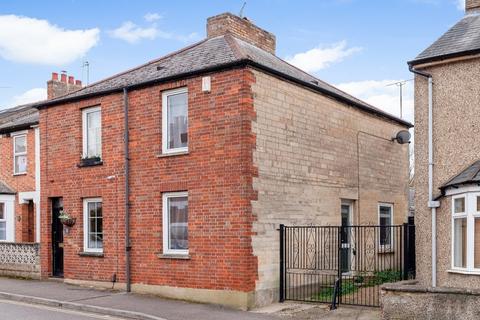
[206,12,276,54]
[47,71,83,100]
[466,0,480,13]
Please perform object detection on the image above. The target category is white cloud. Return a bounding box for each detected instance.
[286,41,362,73]
[0,15,99,66]
[11,88,47,106]
[109,20,200,44]
[144,13,162,22]
[456,0,465,10]
[336,79,414,122]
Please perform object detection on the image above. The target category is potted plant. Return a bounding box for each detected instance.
[58,210,76,227]
[80,155,102,166]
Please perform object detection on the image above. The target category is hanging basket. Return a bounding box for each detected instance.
[59,210,76,227]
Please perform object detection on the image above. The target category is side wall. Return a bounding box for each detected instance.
[414,58,480,288]
[251,69,410,306]
[0,128,37,242]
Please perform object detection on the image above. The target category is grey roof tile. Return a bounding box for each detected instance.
[0,103,39,133]
[35,35,411,127]
[410,14,480,65]
[440,160,480,191]
[0,180,15,194]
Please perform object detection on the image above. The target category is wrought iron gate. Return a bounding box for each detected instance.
[279,223,415,307]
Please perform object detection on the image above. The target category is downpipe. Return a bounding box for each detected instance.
[409,65,439,287]
[123,88,131,292]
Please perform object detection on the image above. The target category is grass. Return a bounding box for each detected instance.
[312,270,403,301]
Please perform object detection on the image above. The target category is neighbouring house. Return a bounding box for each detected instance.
[0,72,81,279]
[30,13,411,309]
[382,1,480,318]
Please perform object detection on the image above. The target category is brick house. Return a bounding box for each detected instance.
[382,1,480,318]
[30,13,410,309]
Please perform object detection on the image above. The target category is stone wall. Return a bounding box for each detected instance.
[381,281,480,320]
[251,69,410,306]
[0,242,40,279]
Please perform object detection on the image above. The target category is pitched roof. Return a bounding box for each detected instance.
[409,13,480,66]
[440,160,480,192]
[0,180,15,194]
[0,103,39,133]
[33,34,411,128]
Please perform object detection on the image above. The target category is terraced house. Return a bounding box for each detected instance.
[14,13,412,309]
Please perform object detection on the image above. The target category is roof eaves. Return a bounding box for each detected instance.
[408,48,480,67]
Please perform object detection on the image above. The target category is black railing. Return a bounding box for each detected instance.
[279,223,415,307]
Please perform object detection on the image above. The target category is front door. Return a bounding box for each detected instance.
[340,202,352,273]
[51,198,64,277]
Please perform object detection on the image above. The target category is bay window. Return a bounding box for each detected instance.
[0,203,5,241]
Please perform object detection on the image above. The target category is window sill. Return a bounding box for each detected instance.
[77,160,103,167]
[448,269,480,275]
[78,251,104,258]
[13,173,27,176]
[378,247,395,254]
[157,151,189,158]
[157,253,190,260]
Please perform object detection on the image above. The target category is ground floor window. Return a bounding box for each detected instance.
[162,192,188,255]
[0,203,6,240]
[83,198,103,253]
[0,196,15,242]
[451,193,480,271]
[379,203,393,247]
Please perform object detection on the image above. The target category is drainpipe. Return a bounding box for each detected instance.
[123,88,131,292]
[409,65,440,287]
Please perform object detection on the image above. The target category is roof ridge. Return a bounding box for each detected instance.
[224,34,249,60]
[52,38,211,101]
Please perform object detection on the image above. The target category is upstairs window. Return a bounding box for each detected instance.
[379,203,393,247]
[0,203,5,241]
[13,134,27,174]
[162,88,188,154]
[82,106,102,159]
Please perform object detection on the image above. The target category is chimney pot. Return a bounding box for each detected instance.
[75,80,82,86]
[52,72,59,81]
[206,12,276,54]
[466,0,480,13]
[68,76,74,84]
[60,73,67,83]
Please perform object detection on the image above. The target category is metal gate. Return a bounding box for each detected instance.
[279,223,415,307]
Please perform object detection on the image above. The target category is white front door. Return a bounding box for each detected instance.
[0,195,15,242]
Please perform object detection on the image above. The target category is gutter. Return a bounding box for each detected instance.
[33,60,412,128]
[409,65,440,287]
[123,88,131,292]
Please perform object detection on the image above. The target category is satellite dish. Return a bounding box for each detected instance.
[393,130,411,144]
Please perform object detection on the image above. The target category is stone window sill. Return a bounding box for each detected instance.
[157,253,191,260]
[13,173,27,176]
[156,151,189,158]
[448,269,480,276]
[78,251,104,258]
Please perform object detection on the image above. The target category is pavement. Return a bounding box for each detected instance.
[0,277,381,320]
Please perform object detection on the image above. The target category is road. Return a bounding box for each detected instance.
[0,300,126,320]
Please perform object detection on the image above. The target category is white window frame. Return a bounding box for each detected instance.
[0,202,6,241]
[0,195,15,242]
[83,198,103,253]
[162,87,188,154]
[13,133,27,175]
[82,106,102,159]
[378,203,394,249]
[450,192,480,272]
[162,191,189,255]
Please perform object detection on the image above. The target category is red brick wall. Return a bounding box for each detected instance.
[0,128,37,242]
[39,68,259,292]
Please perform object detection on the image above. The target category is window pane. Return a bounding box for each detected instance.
[0,203,4,220]
[14,136,26,153]
[477,196,480,212]
[454,198,465,213]
[169,196,188,250]
[167,93,188,150]
[86,111,101,157]
[15,155,27,173]
[86,201,103,250]
[0,221,5,240]
[475,218,480,269]
[454,218,467,268]
[379,206,392,246]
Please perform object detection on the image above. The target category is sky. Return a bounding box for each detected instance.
[0,0,467,125]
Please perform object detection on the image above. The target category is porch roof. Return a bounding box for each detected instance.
[0,181,16,195]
